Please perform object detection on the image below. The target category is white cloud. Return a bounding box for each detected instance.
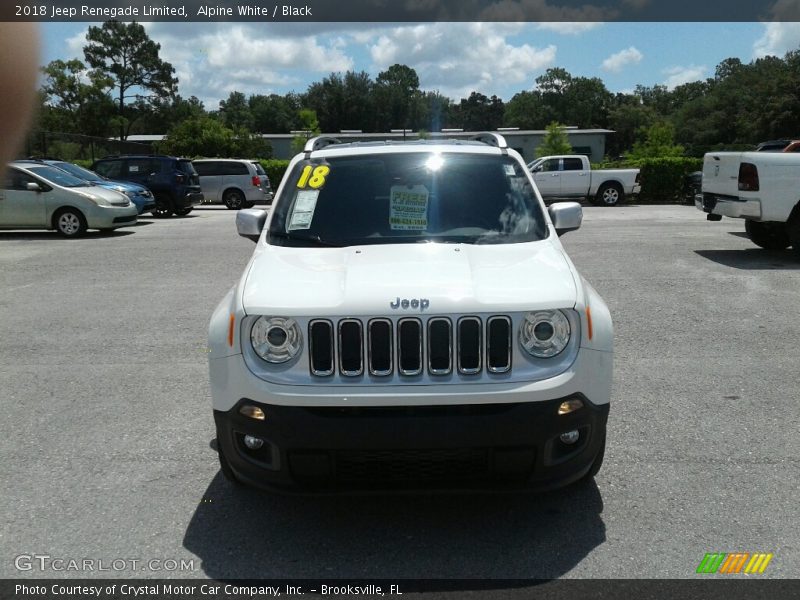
[65,31,86,57]
[601,46,643,72]
[753,22,800,58]
[662,65,707,89]
[137,23,354,105]
[368,23,557,99]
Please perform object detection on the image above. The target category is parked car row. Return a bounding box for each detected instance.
[0,160,139,236]
[0,155,275,237]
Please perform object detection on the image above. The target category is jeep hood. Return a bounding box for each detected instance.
[241,241,577,316]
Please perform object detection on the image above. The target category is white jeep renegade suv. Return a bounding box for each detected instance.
[208,134,613,492]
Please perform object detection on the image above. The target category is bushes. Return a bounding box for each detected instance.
[636,157,703,203]
[259,159,291,188]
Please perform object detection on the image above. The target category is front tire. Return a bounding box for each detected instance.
[223,189,245,210]
[174,207,193,216]
[151,193,174,218]
[745,220,789,250]
[54,208,87,237]
[595,183,624,207]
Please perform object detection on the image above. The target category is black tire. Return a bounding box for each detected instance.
[174,207,193,216]
[788,216,800,257]
[53,208,87,237]
[217,441,241,485]
[745,220,790,250]
[223,189,245,210]
[583,433,606,481]
[241,201,255,209]
[595,183,624,207]
[151,193,174,218]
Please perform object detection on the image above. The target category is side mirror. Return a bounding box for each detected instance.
[26,182,41,192]
[236,208,268,242]
[548,202,582,236]
[532,165,542,173]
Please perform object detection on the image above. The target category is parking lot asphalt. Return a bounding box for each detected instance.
[1,205,798,582]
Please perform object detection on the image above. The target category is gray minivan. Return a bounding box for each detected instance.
[193,159,273,209]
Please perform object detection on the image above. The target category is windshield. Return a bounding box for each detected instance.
[268,152,547,247]
[27,165,89,188]
[52,162,104,183]
[527,158,544,170]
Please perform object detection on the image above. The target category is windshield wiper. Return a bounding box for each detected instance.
[269,231,342,247]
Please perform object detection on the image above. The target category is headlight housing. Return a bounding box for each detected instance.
[519,310,571,358]
[250,316,302,363]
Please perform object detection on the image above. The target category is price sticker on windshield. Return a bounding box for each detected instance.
[390,185,429,230]
[288,190,319,230]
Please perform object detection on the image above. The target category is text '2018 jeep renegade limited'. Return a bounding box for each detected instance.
[208,134,613,492]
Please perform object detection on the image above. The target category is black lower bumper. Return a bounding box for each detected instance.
[214,396,608,493]
[177,191,204,208]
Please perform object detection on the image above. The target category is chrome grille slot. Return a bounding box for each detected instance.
[427,318,452,375]
[487,316,512,373]
[368,319,393,376]
[308,320,334,376]
[457,317,482,374]
[398,318,423,376]
[338,319,363,376]
[307,315,515,378]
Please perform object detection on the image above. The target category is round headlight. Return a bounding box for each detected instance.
[251,316,302,363]
[519,310,571,358]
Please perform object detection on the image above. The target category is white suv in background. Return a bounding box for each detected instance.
[193,159,273,210]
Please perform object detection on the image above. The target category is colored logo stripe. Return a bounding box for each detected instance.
[697,553,773,574]
[697,553,726,573]
[744,553,773,574]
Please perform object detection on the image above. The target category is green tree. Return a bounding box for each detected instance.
[374,64,420,130]
[629,121,684,158]
[250,93,302,133]
[504,90,548,129]
[536,122,573,157]
[158,116,270,158]
[39,59,115,136]
[83,20,177,140]
[290,109,321,154]
[219,91,254,130]
[452,92,504,131]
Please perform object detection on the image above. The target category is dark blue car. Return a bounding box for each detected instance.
[44,160,157,215]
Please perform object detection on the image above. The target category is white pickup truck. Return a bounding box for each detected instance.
[696,151,800,254]
[528,155,640,206]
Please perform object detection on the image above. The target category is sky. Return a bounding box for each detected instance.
[40,21,800,108]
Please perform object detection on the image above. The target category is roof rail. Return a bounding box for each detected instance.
[470,132,508,150]
[303,135,342,154]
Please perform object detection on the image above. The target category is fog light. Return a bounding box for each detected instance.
[558,398,584,415]
[559,430,580,445]
[239,405,265,420]
[243,435,264,450]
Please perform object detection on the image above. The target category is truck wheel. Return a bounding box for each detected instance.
[596,183,624,206]
[745,220,790,250]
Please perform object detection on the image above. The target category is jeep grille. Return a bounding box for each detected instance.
[308,316,512,378]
